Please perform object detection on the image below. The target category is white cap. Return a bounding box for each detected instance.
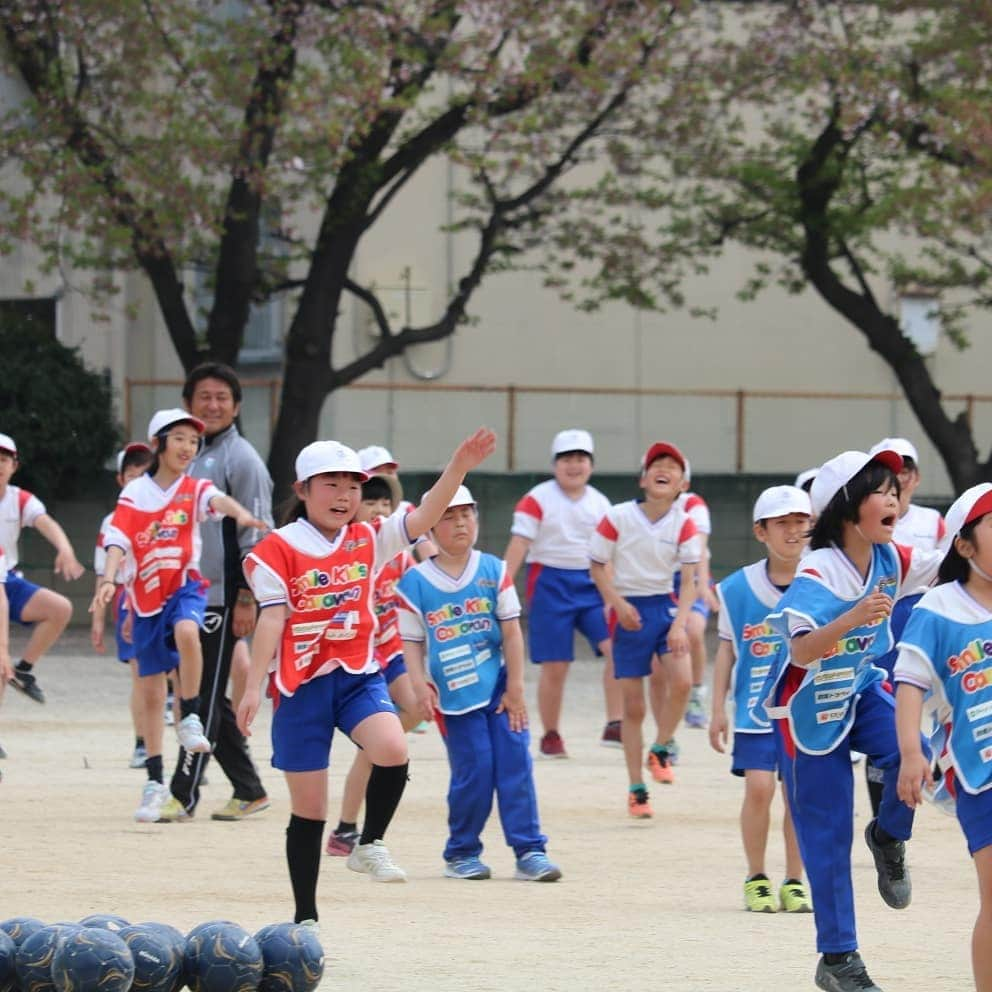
[447,485,476,509]
[753,485,813,523]
[809,448,903,516]
[148,408,205,440]
[116,442,152,474]
[940,483,992,555]
[358,445,398,472]
[871,437,919,466]
[551,429,594,459]
[0,433,16,456]
[794,467,818,491]
[296,441,368,483]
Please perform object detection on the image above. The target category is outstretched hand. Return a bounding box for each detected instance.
[451,428,497,473]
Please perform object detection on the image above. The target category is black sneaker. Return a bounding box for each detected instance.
[815,952,883,991]
[864,819,911,909]
[9,668,45,704]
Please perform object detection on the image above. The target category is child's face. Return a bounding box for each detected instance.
[897,463,920,512]
[856,479,900,542]
[958,514,992,579]
[754,513,810,562]
[639,455,684,502]
[432,504,478,555]
[296,472,362,535]
[156,426,201,475]
[354,496,393,523]
[553,452,592,491]
[117,464,148,488]
[0,451,17,487]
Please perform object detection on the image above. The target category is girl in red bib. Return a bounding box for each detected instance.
[238,429,496,925]
[91,409,268,824]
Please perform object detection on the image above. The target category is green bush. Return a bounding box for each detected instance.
[0,315,119,501]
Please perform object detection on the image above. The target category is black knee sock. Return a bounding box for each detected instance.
[146,754,163,784]
[135,736,145,748]
[872,820,898,846]
[336,820,357,835]
[359,762,409,845]
[179,697,200,720]
[15,660,32,673]
[865,759,884,818]
[286,814,325,924]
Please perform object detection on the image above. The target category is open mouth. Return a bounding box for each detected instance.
[881,514,896,528]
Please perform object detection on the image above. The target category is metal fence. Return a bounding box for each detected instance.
[125,377,992,494]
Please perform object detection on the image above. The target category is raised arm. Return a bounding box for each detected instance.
[405,428,497,540]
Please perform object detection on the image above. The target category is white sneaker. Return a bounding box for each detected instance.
[134,781,170,822]
[176,713,212,753]
[346,840,407,882]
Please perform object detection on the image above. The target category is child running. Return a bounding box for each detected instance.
[761,447,941,992]
[895,483,992,992]
[91,409,268,823]
[397,485,561,882]
[237,429,496,925]
[709,485,812,914]
[0,432,85,705]
[503,428,621,757]
[326,472,420,857]
[91,442,154,769]
[588,441,701,817]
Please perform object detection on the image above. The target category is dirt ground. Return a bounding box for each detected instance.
[0,630,979,991]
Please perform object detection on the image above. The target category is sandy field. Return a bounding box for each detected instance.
[0,631,979,992]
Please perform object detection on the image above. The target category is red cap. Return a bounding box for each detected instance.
[641,442,687,473]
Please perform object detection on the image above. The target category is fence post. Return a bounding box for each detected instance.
[735,389,745,472]
[507,385,517,472]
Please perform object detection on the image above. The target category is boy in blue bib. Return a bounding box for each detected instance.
[398,486,561,882]
[710,485,812,916]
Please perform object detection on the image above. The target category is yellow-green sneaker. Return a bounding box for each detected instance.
[156,797,193,823]
[779,878,812,913]
[744,874,777,913]
[211,797,271,821]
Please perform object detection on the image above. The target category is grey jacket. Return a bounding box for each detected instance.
[190,424,274,608]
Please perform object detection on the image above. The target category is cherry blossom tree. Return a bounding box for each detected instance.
[0,0,709,494]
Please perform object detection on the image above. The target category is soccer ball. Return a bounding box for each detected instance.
[0,917,45,948]
[15,924,82,992]
[142,924,186,992]
[51,927,134,992]
[0,928,17,992]
[183,922,263,992]
[78,914,130,935]
[119,925,179,992]
[254,923,324,992]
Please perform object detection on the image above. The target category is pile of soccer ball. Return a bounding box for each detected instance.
[0,914,324,992]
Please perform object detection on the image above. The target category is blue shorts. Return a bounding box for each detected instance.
[131,579,207,677]
[670,571,711,619]
[384,656,408,686]
[731,731,778,777]
[526,564,608,662]
[955,782,992,855]
[4,572,41,625]
[612,596,676,679]
[114,596,135,664]
[270,668,398,772]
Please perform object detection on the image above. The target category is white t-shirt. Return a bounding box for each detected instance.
[0,485,46,569]
[893,503,946,553]
[588,500,702,597]
[0,546,7,583]
[676,491,711,535]
[511,479,611,570]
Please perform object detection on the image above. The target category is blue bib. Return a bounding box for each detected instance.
[397,553,505,715]
[718,563,785,734]
[900,591,992,795]
[762,544,898,754]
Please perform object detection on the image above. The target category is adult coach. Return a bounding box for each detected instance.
[158,363,272,822]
